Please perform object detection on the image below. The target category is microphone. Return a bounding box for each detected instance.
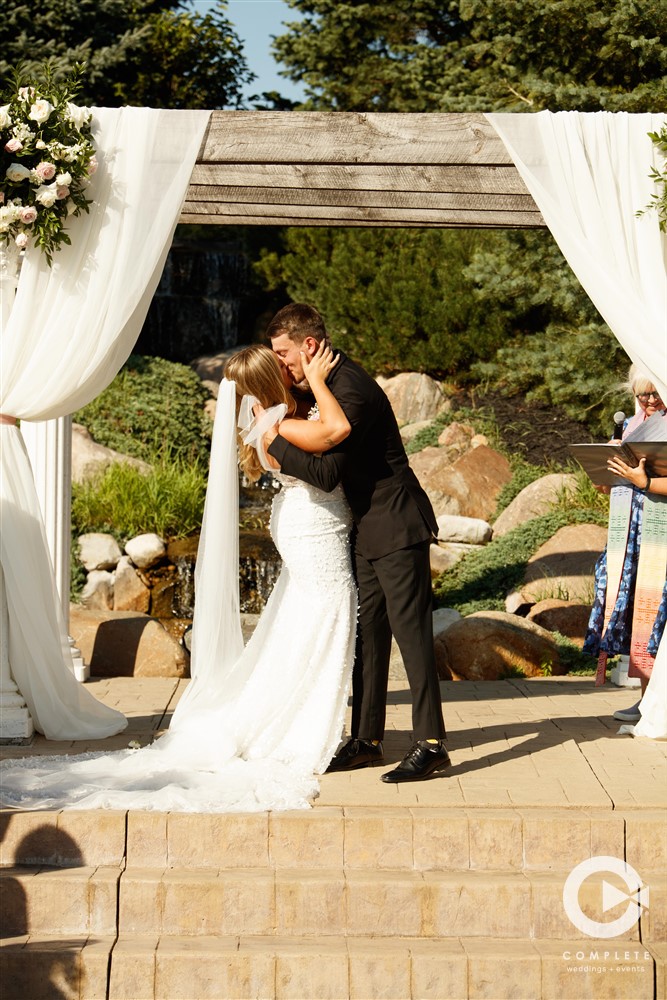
[613,411,626,440]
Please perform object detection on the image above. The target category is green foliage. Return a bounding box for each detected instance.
[0,1,253,109]
[256,228,508,376]
[70,535,87,602]
[71,456,207,541]
[275,0,667,113]
[636,123,667,231]
[433,508,608,616]
[74,354,211,465]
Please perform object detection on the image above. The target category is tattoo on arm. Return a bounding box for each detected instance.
[324,436,335,448]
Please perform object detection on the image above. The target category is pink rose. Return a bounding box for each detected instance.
[20,206,37,224]
[0,192,4,205]
[56,186,70,200]
[35,161,56,181]
[88,155,98,175]
[15,232,29,249]
[4,138,22,153]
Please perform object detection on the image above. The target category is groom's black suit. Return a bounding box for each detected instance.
[267,351,446,742]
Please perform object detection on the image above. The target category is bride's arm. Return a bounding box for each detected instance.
[277,346,351,454]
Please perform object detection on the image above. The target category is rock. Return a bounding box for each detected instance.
[113,556,150,613]
[80,570,114,611]
[432,607,462,638]
[434,611,564,681]
[409,447,465,518]
[399,419,432,443]
[449,445,513,521]
[377,372,449,425]
[436,421,475,463]
[517,523,607,605]
[436,514,492,545]
[527,599,593,648]
[470,434,489,449]
[72,423,150,483]
[69,606,189,678]
[204,397,217,423]
[77,533,122,571]
[125,533,166,570]
[430,541,478,576]
[492,473,578,538]
[191,346,250,385]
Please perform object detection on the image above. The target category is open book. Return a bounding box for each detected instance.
[570,413,667,486]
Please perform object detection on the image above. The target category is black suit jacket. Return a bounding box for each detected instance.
[267,352,437,560]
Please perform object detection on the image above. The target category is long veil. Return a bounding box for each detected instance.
[169,378,244,725]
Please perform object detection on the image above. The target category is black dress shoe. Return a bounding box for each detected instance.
[326,738,384,772]
[380,741,451,783]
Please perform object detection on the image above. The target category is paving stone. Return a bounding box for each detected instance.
[348,937,411,1000]
[423,871,532,938]
[346,870,425,938]
[275,869,345,936]
[343,806,413,869]
[274,938,348,1000]
[108,935,158,1000]
[467,809,523,870]
[167,812,270,868]
[409,938,468,1000]
[269,807,344,869]
[127,810,168,867]
[411,808,470,871]
[0,934,114,1000]
[465,938,541,1000]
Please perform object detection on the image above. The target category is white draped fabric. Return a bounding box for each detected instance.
[486,111,667,739]
[0,107,210,739]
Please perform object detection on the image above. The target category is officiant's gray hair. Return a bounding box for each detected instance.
[625,364,661,397]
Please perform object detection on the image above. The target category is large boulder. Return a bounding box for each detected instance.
[113,556,150,614]
[508,523,607,608]
[72,423,150,483]
[125,533,166,570]
[527,598,593,648]
[399,419,432,443]
[69,607,188,678]
[377,372,449,426]
[410,444,511,521]
[409,447,464,517]
[437,514,492,545]
[80,570,114,611]
[434,611,565,681]
[492,473,578,538]
[430,542,479,577]
[436,422,476,463]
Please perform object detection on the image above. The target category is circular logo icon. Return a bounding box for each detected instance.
[563,856,649,939]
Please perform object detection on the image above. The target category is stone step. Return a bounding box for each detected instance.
[4,862,663,945]
[1,934,662,1000]
[2,805,665,874]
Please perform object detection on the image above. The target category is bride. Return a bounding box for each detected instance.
[0,344,357,812]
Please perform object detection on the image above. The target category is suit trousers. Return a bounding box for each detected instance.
[351,540,446,742]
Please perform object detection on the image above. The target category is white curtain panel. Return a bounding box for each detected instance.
[486,111,667,398]
[0,107,210,739]
[487,110,667,739]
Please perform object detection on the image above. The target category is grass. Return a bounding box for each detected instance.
[72,455,208,543]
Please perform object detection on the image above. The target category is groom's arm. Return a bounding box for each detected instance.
[267,434,348,493]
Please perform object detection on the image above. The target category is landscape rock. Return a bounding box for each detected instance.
[430,541,478,576]
[69,606,189,678]
[72,423,150,483]
[492,473,578,538]
[449,445,513,521]
[527,598,594,648]
[191,346,250,385]
[377,371,449,425]
[125,533,166,570]
[77,533,122,571]
[113,556,150,614]
[437,514,492,545]
[80,570,114,611]
[434,610,565,681]
[437,421,476,462]
[514,523,607,606]
[432,607,462,638]
[399,419,431,443]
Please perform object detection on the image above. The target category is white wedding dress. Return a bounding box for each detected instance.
[0,386,357,812]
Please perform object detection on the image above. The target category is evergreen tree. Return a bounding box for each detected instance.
[0,0,253,108]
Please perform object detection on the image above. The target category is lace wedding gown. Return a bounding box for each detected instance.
[0,387,357,811]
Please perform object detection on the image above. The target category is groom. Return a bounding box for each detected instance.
[265,303,449,783]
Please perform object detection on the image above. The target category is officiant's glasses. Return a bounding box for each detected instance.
[636,391,662,403]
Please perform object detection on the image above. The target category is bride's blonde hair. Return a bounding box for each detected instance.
[224,345,296,482]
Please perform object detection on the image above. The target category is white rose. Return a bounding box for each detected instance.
[56,171,72,187]
[35,139,46,149]
[35,184,58,208]
[66,102,92,129]
[29,99,54,124]
[15,232,29,249]
[5,162,32,183]
[0,105,12,128]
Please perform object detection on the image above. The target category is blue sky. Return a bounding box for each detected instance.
[186,0,307,104]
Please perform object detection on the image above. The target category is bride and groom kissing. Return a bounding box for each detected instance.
[262,302,449,785]
[0,302,450,813]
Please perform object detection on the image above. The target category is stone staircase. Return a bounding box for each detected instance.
[1,803,665,999]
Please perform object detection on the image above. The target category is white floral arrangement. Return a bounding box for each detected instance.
[0,67,97,264]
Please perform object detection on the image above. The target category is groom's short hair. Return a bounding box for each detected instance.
[266,303,327,345]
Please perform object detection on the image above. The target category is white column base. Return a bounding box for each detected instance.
[69,636,90,682]
[0,566,35,745]
[0,705,35,744]
[610,654,641,688]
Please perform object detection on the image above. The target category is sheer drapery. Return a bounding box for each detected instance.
[486,111,667,738]
[0,107,210,739]
[486,111,667,397]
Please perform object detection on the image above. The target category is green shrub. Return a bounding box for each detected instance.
[72,456,208,542]
[74,354,211,465]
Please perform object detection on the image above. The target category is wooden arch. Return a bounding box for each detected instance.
[182,111,545,230]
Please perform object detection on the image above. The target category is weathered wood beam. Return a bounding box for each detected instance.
[181,111,545,229]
